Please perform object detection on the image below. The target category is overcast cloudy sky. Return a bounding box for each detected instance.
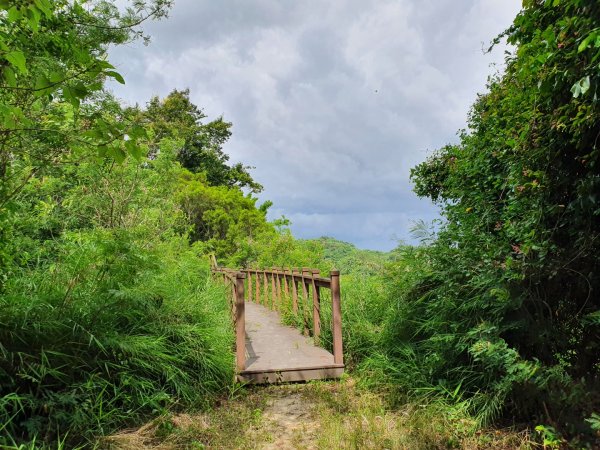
[108,0,521,250]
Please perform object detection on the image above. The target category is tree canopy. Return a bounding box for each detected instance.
[141,89,263,193]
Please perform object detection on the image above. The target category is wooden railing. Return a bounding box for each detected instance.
[210,256,343,373]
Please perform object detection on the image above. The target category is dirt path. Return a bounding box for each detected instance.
[104,384,325,450]
[104,379,531,449]
[260,390,319,450]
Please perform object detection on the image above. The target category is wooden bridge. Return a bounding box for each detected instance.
[210,258,343,384]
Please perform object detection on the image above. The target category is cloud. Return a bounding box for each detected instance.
[108,0,521,250]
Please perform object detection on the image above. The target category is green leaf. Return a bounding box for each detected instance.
[34,75,52,96]
[580,76,591,95]
[5,51,27,74]
[571,76,590,98]
[129,124,148,140]
[105,70,125,84]
[96,60,116,70]
[83,128,105,140]
[26,7,41,32]
[7,6,21,22]
[108,146,127,163]
[583,310,600,326]
[125,139,142,160]
[48,70,64,83]
[62,86,80,108]
[3,67,16,87]
[70,82,87,98]
[578,32,596,53]
[33,0,52,17]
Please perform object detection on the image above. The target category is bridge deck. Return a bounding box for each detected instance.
[238,302,344,383]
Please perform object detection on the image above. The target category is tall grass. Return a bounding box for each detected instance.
[0,230,234,447]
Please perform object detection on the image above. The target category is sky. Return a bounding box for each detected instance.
[108,0,522,251]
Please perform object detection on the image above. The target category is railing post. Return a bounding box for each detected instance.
[247,270,252,302]
[263,271,268,307]
[330,270,343,365]
[235,272,246,372]
[283,268,290,299]
[270,268,277,309]
[275,267,282,306]
[311,269,321,342]
[291,268,299,314]
[301,267,311,336]
[231,277,236,322]
[255,270,260,304]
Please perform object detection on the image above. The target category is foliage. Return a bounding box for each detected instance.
[0,0,171,286]
[315,236,391,276]
[0,132,235,446]
[0,236,233,446]
[176,168,272,260]
[403,0,600,443]
[140,89,262,193]
[0,1,275,446]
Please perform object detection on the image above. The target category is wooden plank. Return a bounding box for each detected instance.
[238,367,343,384]
[242,302,343,383]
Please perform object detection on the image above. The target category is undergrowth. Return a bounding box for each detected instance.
[0,234,233,447]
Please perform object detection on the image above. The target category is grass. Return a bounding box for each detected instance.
[103,377,536,450]
[0,233,234,447]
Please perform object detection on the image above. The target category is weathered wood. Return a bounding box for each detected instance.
[283,268,290,298]
[276,267,282,305]
[263,272,268,307]
[238,366,344,384]
[270,270,276,309]
[331,270,343,365]
[311,269,321,342]
[212,260,344,384]
[301,267,311,336]
[247,270,253,302]
[240,302,343,383]
[291,269,299,314]
[235,273,246,371]
[255,270,260,304]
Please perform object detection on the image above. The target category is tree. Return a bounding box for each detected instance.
[0,0,171,286]
[142,89,263,192]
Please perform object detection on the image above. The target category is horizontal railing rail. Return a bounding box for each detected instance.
[210,257,343,374]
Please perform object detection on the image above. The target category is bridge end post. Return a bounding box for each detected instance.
[235,272,246,372]
[330,270,343,365]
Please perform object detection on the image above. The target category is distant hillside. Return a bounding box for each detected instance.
[305,236,391,275]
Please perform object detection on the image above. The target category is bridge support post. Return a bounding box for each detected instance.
[330,270,343,365]
[235,272,246,372]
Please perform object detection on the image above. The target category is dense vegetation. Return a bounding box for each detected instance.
[407,0,599,442]
[1,0,599,448]
[0,1,275,447]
